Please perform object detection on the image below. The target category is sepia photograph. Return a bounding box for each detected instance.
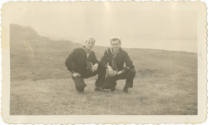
[1,1,207,124]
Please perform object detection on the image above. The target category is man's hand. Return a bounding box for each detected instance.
[117,70,124,75]
[92,63,98,72]
[106,65,117,78]
[72,72,81,77]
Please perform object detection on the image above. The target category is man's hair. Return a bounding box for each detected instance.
[110,38,121,44]
[85,38,95,45]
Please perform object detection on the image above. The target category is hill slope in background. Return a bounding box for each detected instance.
[10,24,197,81]
[10,24,85,80]
[10,24,197,115]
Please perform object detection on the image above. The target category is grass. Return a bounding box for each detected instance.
[10,47,197,115]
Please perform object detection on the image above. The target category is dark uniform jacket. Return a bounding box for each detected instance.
[100,48,134,71]
[65,47,98,76]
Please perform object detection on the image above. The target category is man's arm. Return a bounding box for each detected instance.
[124,51,135,69]
[91,51,99,64]
[100,49,110,67]
[90,51,99,72]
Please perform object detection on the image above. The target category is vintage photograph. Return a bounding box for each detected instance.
[1,1,207,124]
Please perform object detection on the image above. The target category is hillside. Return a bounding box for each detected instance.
[10,24,197,115]
[10,24,85,80]
[10,24,197,81]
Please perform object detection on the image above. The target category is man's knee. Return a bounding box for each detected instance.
[127,68,136,77]
[82,70,97,78]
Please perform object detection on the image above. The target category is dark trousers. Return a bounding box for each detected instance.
[96,66,136,90]
[72,69,97,92]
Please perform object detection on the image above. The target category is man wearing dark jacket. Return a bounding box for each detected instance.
[65,38,99,92]
[96,38,136,93]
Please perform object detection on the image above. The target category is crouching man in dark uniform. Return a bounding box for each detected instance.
[97,38,136,93]
[65,38,99,93]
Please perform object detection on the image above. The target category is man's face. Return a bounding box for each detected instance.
[85,40,95,50]
[111,40,121,53]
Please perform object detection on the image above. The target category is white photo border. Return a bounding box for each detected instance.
[1,1,207,124]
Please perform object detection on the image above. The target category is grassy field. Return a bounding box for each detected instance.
[10,24,197,115]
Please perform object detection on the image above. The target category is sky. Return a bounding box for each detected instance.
[5,2,197,52]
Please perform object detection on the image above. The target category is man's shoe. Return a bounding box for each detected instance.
[95,87,104,92]
[111,87,116,92]
[77,88,84,93]
[72,76,86,93]
[123,87,128,93]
